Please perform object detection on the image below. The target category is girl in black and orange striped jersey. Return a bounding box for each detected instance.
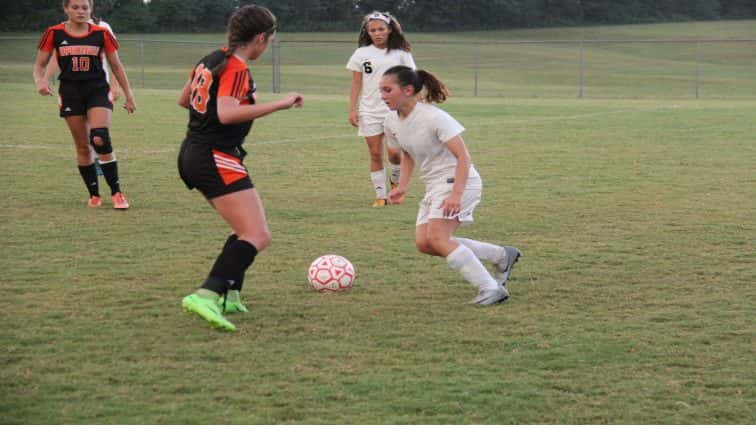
[33,0,136,209]
[177,4,303,332]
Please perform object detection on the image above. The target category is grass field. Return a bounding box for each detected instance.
[1,21,755,424]
[2,20,756,98]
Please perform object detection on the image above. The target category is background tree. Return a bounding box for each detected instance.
[2,0,755,33]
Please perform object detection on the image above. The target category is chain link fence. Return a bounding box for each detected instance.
[3,36,755,98]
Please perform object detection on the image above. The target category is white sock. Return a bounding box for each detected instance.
[453,237,504,263]
[389,163,401,185]
[445,244,500,291]
[370,170,387,199]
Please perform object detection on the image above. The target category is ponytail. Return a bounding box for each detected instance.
[416,70,448,103]
[383,66,449,104]
[212,5,277,79]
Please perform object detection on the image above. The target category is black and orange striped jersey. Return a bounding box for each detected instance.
[185,50,257,148]
[37,23,118,82]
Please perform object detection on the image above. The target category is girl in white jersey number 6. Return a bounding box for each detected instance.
[381,66,522,306]
[347,11,415,207]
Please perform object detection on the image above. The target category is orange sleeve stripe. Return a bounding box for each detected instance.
[102,29,119,53]
[218,61,248,99]
[37,28,54,51]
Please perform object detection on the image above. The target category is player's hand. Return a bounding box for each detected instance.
[281,92,304,109]
[388,186,406,204]
[123,96,136,114]
[35,80,53,96]
[111,86,121,102]
[348,110,359,127]
[440,194,462,218]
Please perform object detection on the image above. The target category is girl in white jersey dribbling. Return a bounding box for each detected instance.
[347,11,415,207]
[381,66,522,306]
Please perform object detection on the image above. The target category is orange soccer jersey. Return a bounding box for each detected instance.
[38,23,118,81]
[185,50,257,148]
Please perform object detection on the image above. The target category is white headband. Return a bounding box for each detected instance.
[366,12,391,25]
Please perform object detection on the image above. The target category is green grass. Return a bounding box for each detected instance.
[3,20,756,98]
[1,22,755,425]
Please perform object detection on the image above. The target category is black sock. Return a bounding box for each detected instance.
[201,239,258,294]
[100,160,121,195]
[77,163,99,197]
[218,235,246,291]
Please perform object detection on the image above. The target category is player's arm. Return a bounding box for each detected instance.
[178,77,192,109]
[348,71,362,127]
[107,61,122,101]
[33,50,54,96]
[440,135,471,217]
[105,50,136,113]
[42,52,59,86]
[102,25,121,101]
[389,149,414,204]
[217,93,303,125]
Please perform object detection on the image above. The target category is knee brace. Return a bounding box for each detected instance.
[90,127,112,154]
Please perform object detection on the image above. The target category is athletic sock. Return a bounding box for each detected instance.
[78,163,100,197]
[453,237,505,263]
[446,244,500,291]
[99,159,121,195]
[370,169,387,199]
[201,239,258,295]
[389,163,401,185]
[220,234,246,291]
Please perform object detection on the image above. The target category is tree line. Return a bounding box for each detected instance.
[4,0,756,33]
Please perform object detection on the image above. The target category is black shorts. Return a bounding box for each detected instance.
[178,139,254,199]
[58,79,113,117]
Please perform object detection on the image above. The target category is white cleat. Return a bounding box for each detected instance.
[469,286,509,306]
[495,246,521,286]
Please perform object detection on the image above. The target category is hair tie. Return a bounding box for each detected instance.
[366,11,391,25]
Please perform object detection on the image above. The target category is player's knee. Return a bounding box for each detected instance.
[89,127,112,154]
[425,233,449,253]
[240,229,271,252]
[369,150,383,162]
[75,143,91,157]
[415,240,434,255]
[387,151,401,164]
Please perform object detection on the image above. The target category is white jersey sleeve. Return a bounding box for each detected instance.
[403,52,417,70]
[346,48,364,72]
[434,108,465,144]
[93,20,116,82]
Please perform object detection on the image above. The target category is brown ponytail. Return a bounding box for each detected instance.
[211,5,277,78]
[383,66,448,104]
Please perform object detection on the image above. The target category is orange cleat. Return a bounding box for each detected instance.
[112,192,129,210]
[372,198,388,208]
[88,195,102,208]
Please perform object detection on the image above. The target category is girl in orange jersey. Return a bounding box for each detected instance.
[33,0,136,209]
[177,5,303,332]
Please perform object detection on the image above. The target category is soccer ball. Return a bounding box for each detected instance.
[307,255,355,292]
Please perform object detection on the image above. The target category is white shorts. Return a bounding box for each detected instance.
[358,114,386,138]
[416,180,482,226]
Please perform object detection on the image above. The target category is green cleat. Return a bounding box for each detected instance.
[218,298,249,314]
[182,294,236,332]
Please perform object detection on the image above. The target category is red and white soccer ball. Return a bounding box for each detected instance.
[307,255,355,292]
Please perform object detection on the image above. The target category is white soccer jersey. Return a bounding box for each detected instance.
[384,103,481,187]
[346,45,416,118]
[94,20,115,82]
